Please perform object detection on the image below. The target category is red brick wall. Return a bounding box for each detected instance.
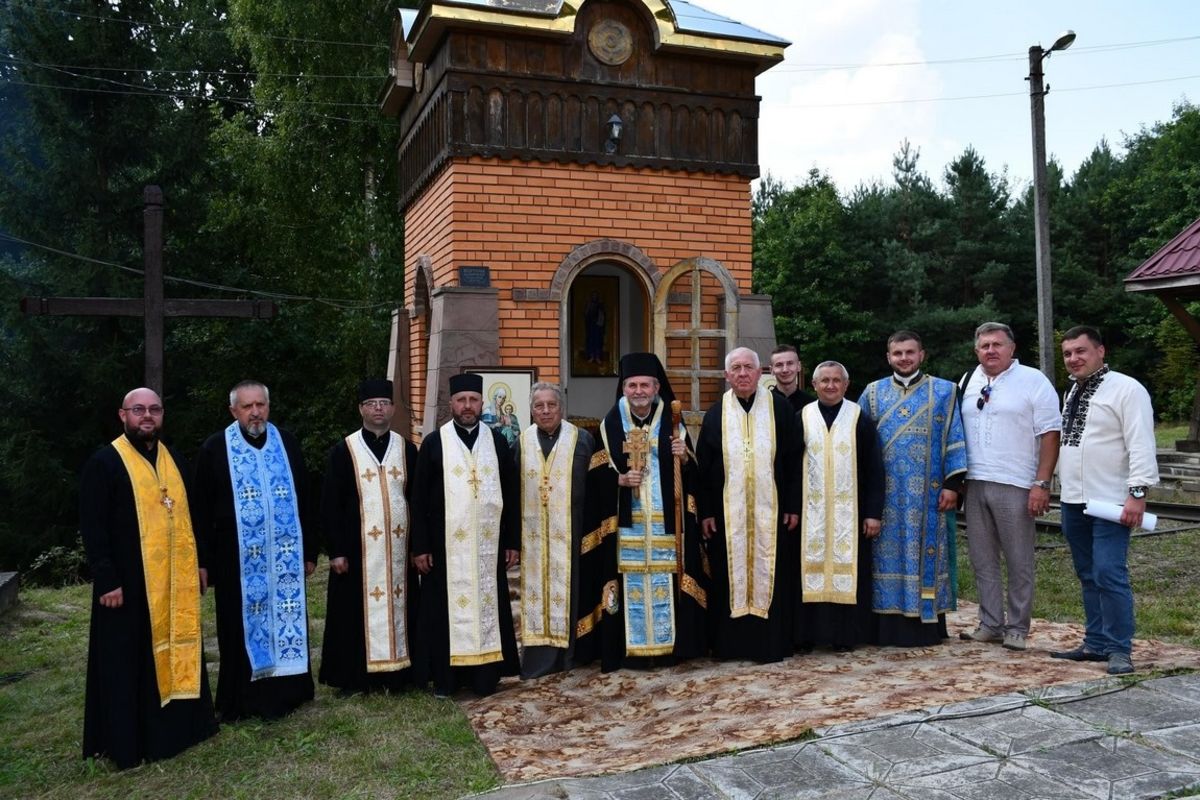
[403,157,753,431]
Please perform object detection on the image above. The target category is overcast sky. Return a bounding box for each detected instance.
[695,0,1200,196]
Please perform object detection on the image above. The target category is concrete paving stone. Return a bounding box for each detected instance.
[718,742,806,769]
[927,702,1105,756]
[1014,735,1200,799]
[1142,722,1200,763]
[681,763,763,800]
[661,767,727,800]
[610,784,681,800]
[894,759,1084,800]
[1140,673,1200,707]
[1023,677,1124,702]
[811,709,930,738]
[923,692,1030,719]
[816,723,993,782]
[567,764,680,793]
[746,743,876,798]
[1050,684,1200,734]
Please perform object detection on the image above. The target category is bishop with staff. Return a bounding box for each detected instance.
[585,353,707,672]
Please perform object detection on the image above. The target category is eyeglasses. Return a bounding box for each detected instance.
[360,399,392,409]
[976,384,993,411]
[123,405,164,416]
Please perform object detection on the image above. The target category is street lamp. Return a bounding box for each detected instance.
[1028,29,1075,382]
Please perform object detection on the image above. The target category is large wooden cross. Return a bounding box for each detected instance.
[19,185,275,394]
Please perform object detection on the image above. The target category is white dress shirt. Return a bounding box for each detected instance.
[961,359,1061,488]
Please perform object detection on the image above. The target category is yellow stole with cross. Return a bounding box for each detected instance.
[720,387,778,619]
[111,435,202,706]
[440,422,505,666]
[345,431,410,672]
[800,401,860,604]
[518,421,577,649]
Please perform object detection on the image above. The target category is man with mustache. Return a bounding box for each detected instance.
[192,380,318,719]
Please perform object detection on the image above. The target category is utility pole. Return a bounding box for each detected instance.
[1027,31,1075,383]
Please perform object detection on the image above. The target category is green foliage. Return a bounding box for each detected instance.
[1152,303,1200,421]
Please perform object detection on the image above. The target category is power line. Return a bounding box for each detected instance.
[773,34,1200,73]
[21,3,390,50]
[778,73,1200,110]
[0,232,396,311]
[0,54,387,81]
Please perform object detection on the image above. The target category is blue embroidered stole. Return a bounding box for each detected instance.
[615,398,676,656]
[225,422,309,679]
[859,376,966,622]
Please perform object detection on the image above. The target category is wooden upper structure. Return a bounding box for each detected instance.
[380,0,788,209]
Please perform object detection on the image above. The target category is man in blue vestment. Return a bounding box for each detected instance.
[858,331,967,646]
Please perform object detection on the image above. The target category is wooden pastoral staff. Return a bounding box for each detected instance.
[379,0,790,439]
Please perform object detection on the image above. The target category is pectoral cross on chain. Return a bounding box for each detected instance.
[623,428,650,474]
[466,465,482,498]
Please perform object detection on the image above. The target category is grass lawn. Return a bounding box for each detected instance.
[0,569,500,800]
[1156,422,1191,448]
[956,526,1200,650]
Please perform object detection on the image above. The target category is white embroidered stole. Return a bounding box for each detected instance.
[519,422,577,649]
[800,402,860,604]
[721,387,778,618]
[346,432,410,671]
[440,422,504,666]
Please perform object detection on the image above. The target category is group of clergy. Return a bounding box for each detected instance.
[80,332,965,770]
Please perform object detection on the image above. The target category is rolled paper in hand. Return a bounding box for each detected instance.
[1083,500,1157,532]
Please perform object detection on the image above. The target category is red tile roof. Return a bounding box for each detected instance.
[1125,213,1200,285]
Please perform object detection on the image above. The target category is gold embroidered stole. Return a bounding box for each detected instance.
[111,436,201,705]
[346,432,411,672]
[440,422,505,666]
[519,422,577,649]
[720,388,778,619]
[800,402,860,604]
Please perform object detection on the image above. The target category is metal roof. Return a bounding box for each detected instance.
[1125,214,1200,292]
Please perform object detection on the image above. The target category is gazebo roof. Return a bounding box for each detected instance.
[1125,213,1200,297]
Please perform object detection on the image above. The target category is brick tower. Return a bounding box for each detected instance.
[381,0,787,436]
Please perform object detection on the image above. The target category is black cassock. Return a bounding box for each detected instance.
[587,401,707,673]
[80,437,217,769]
[192,425,318,721]
[319,428,419,692]
[794,400,886,650]
[410,424,520,696]
[512,425,596,679]
[697,391,802,663]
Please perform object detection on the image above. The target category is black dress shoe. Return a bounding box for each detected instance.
[1050,645,1106,662]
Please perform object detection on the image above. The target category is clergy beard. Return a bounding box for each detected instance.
[243,421,266,437]
[124,421,159,446]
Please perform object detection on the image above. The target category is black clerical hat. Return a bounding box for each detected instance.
[615,352,675,403]
[449,372,483,396]
[358,378,393,403]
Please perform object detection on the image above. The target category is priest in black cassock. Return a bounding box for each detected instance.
[319,379,419,693]
[698,347,802,663]
[80,387,217,769]
[588,352,707,672]
[411,372,520,696]
[512,382,596,678]
[794,361,885,652]
[192,380,318,721]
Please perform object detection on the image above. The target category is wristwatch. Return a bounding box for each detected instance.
[1128,486,1148,499]
[1031,480,1052,490]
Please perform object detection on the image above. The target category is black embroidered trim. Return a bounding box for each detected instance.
[1061,366,1109,447]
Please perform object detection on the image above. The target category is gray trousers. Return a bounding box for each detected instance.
[964,479,1036,637]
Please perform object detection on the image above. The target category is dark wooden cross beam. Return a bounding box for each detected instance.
[19,185,275,394]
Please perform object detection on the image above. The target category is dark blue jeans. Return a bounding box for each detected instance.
[1059,502,1134,655]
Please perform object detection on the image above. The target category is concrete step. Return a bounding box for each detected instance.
[0,572,18,616]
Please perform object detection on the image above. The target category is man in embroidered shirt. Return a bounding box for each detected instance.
[1051,325,1158,675]
[769,344,816,412]
[698,347,802,663]
[590,352,707,672]
[858,331,967,646]
[192,380,318,720]
[512,382,596,678]
[319,379,419,693]
[959,322,1060,652]
[80,388,217,768]
[795,362,885,653]
[411,372,519,696]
